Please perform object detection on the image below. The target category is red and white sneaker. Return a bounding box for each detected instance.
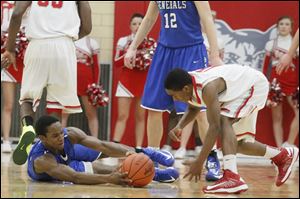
[203,170,248,194]
[271,147,299,186]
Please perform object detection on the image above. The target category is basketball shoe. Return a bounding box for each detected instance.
[153,167,179,183]
[203,169,248,194]
[13,125,36,165]
[205,150,222,181]
[271,147,299,186]
[142,147,175,167]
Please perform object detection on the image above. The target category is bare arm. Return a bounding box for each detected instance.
[77,1,92,39]
[2,1,31,70]
[195,82,222,163]
[6,1,31,52]
[276,28,299,74]
[67,127,134,157]
[128,2,159,50]
[194,1,223,66]
[34,154,129,185]
[124,2,159,68]
[183,79,224,181]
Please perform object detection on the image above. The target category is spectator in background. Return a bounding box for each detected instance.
[112,13,154,148]
[62,36,101,138]
[262,16,299,147]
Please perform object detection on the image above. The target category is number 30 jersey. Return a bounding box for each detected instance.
[26,1,80,40]
[155,1,204,48]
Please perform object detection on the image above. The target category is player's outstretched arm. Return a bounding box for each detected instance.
[34,154,130,185]
[184,80,223,182]
[67,127,135,157]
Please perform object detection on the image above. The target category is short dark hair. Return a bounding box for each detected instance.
[130,13,144,23]
[35,115,59,136]
[164,68,192,91]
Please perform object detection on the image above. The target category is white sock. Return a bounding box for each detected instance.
[263,146,281,159]
[223,154,238,174]
[149,147,160,150]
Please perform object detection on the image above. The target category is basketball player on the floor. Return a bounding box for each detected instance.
[165,64,299,194]
[3,1,90,165]
[27,115,177,185]
[124,1,223,181]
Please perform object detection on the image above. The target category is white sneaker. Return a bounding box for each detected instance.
[2,141,12,153]
[281,142,296,148]
[161,145,172,152]
[194,146,202,156]
[174,147,186,159]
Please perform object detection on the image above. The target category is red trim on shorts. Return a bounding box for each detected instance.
[235,86,254,118]
[47,101,81,109]
[46,108,62,115]
[236,132,255,138]
[191,75,202,104]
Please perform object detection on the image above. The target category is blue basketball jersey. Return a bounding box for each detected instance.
[156,1,204,48]
[27,129,100,181]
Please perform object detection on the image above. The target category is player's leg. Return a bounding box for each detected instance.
[203,116,248,194]
[134,98,146,148]
[81,96,99,138]
[271,104,284,147]
[112,97,132,143]
[285,95,299,146]
[1,81,16,153]
[61,112,69,128]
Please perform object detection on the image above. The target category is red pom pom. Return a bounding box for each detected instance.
[125,38,157,70]
[267,78,284,107]
[86,83,109,107]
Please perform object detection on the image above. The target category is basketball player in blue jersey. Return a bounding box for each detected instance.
[125,1,223,181]
[27,116,179,184]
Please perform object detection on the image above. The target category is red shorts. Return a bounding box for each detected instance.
[269,64,299,95]
[3,58,24,83]
[118,67,148,97]
[77,63,98,96]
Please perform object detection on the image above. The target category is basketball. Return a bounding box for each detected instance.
[121,153,155,187]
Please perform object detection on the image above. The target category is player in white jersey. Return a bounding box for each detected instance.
[164,64,299,194]
[2,1,92,165]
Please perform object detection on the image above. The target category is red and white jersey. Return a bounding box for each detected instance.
[75,36,100,65]
[26,1,80,40]
[265,35,299,67]
[188,64,267,108]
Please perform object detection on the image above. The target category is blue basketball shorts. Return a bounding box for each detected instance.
[68,144,101,173]
[141,43,208,113]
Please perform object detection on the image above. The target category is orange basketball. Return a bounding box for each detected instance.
[121,153,155,187]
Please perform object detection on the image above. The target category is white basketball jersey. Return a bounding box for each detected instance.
[188,64,266,107]
[26,1,80,40]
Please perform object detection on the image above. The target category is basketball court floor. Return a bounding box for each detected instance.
[1,149,299,198]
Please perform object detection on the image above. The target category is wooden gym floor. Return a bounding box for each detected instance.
[1,152,299,198]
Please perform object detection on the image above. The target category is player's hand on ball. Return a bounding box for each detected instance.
[108,171,132,186]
